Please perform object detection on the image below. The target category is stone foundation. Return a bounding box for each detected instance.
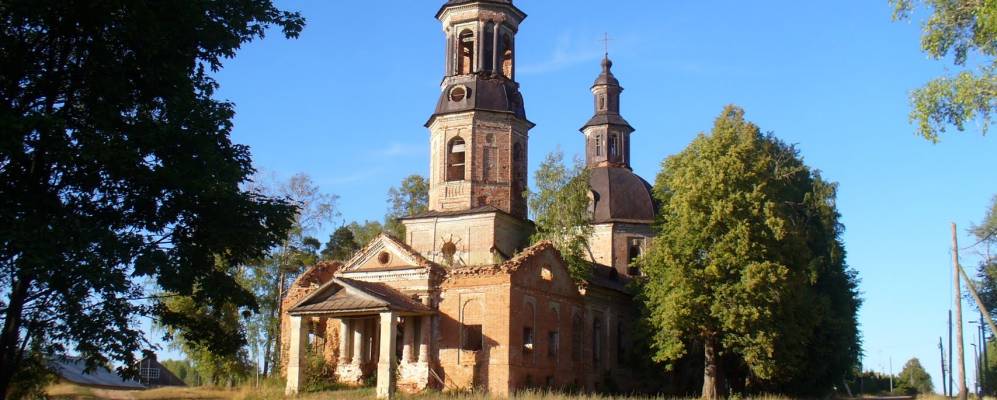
[336,362,365,385]
[397,361,431,393]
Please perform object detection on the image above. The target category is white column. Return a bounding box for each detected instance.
[418,316,431,363]
[491,21,500,74]
[402,317,415,363]
[352,319,365,364]
[376,312,398,399]
[285,316,308,395]
[338,319,349,364]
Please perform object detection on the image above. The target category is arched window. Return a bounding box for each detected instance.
[458,30,475,75]
[462,300,483,351]
[501,34,513,79]
[608,133,618,158]
[595,135,602,157]
[447,137,466,181]
[599,95,606,111]
[628,237,643,276]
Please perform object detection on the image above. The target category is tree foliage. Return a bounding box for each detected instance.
[347,220,384,248]
[321,226,360,262]
[385,174,429,239]
[527,150,593,280]
[896,358,934,395]
[639,106,861,398]
[161,282,253,387]
[892,0,997,141]
[0,0,303,394]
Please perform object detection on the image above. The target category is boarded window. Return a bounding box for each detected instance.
[447,137,466,181]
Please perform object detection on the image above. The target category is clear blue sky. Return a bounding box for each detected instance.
[194,0,995,391]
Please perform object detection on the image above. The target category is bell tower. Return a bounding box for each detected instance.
[425,0,533,220]
[402,0,534,267]
[581,55,634,169]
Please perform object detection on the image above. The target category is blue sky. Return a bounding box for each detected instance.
[197,0,995,391]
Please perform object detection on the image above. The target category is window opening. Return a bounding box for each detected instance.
[458,30,475,75]
[501,34,513,78]
[523,326,534,355]
[463,324,482,351]
[548,330,559,359]
[447,137,466,181]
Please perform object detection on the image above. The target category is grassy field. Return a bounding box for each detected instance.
[45,382,941,400]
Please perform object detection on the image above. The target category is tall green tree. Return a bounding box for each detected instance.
[385,174,429,239]
[0,0,302,396]
[891,0,997,142]
[896,358,934,395]
[527,150,593,280]
[321,226,360,261]
[640,106,861,399]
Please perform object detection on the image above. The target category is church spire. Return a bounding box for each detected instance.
[581,54,634,168]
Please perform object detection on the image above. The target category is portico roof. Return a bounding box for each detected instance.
[288,277,433,317]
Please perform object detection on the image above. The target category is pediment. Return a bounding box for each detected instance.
[339,233,432,273]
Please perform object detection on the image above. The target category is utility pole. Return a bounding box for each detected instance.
[982,311,989,396]
[955,222,968,400]
[890,356,894,393]
[951,309,954,398]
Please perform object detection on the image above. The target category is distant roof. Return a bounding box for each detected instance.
[289,277,433,316]
[51,356,146,389]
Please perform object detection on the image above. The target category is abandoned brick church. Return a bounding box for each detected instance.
[280,0,656,397]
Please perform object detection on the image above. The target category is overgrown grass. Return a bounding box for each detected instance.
[47,382,890,400]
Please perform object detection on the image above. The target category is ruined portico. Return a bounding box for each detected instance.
[285,277,435,398]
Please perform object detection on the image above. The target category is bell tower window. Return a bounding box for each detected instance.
[595,135,602,156]
[608,133,618,158]
[501,34,513,79]
[458,30,475,75]
[447,137,466,181]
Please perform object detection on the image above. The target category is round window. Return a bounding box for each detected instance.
[377,251,391,265]
[449,86,467,102]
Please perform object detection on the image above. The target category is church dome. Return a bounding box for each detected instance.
[588,166,656,224]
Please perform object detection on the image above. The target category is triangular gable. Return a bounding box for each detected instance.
[288,277,433,316]
[339,233,435,273]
